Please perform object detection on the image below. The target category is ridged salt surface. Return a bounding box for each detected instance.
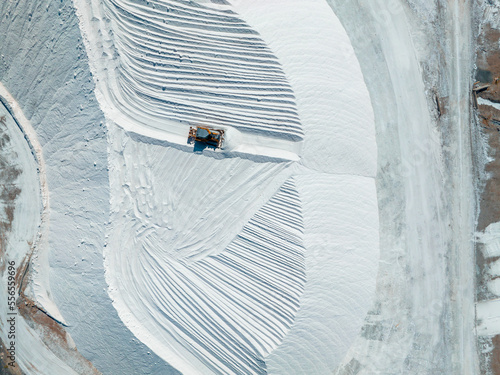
[107,123,303,373]
[75,0,380,373]
[78,0,302,142]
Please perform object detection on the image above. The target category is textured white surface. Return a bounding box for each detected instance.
[74,0,304,161]
[477,298,500,336]
[231,0,377,177]
[0,91,77,375]
[75,0,380,374]
[0,1,181,372]
[478,222,500,258]
[477,222,500,312]
[0,0,481,373]
[267,174,378,375]
[107,130,306,372]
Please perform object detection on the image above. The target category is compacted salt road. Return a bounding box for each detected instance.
[325,0,478,373]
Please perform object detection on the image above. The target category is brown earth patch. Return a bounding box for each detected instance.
[0,341,24,375]
[17,295,69,346]
[477,104,500,232]
[490,335,500,375]
[476,19,500,375]
[0,118,21,261]
[479,73,500,103]
[478,104,500,131]
[477,25,500,74]
[13,278,100,374]
[476,21,500,232]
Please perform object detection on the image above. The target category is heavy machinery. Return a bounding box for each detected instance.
[188,126,225,148]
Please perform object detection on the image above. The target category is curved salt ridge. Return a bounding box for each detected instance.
[109,172,305,374]
[0,89,77,374]
[89,0,303,143]
[230,0,377,177]
[75,0,379,373]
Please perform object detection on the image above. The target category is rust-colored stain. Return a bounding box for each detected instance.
[13,276,100,374]
[14,248,30,292]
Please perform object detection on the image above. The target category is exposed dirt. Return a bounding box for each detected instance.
[475,16,500,375]
[476,21,500,234]
[0,341,24,375]
[490,334,500,375]
[477,25,500,94]
[477,103,500,233]
[16,291,99,375]
[480,75,500,104]
[0,117,21,265]
[0,117,24,375]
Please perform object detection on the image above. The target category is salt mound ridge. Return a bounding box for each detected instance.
[80,0,302,142]
[74,0,380,373]
[109,158,305,373]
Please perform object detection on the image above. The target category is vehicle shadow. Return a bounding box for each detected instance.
[192,141,218,153]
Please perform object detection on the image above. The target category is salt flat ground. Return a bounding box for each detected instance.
[326,0,478,373]
[0,90,81,374]
[0,0,480,373]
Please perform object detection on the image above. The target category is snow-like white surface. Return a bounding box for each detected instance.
[477,298,500,336]
[267,174,378,374]
[478,222,500,258]
[231,0,376,177]
[0,0,181,371]
[323,0,478,373]
[477,222,500,313]
[74,0,379,374]
[478,96,500,112]
[0,83,67,326]
[107,129,306,373]
[105,128,378,374]
[0,91,77,375]
[74,0,304,161]
[0,0,480,372]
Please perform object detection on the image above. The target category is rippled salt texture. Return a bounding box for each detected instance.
[74,0,380,374]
